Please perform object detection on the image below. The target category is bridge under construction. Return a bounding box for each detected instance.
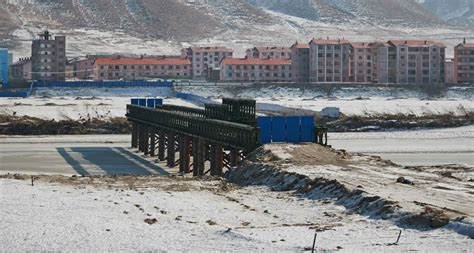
[126,98,327,177]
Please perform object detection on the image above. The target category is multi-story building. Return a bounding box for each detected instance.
[290,42,310,83]
[73,57,96,80]
[31,31,66,81]
[181,46,233,78]
[350,42,373,83]
[387,40,446,85]
[220,57,292,82]
[454,39,474,84]
[367,42,393,84]
[245,47,291,59]
[10,58,32,81]
[0,48,9,87]
[93,57,191,80]
[309,38,351,83]
[445,59,456,84]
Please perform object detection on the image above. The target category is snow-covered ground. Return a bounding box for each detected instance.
[177,85,474,117]
[330,126,474,166]
[1,86,472,120]
[1,176,472,252]
[0,86,198,120]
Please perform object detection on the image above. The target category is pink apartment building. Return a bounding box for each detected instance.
[220,57,292,82]
[181,47,233,78]
[290,42,310,83]
[387,40,446,85]
[309,38,351,83]
[350,42,374,83]
[93,57,191,80]
[454,40,474,84]
[73,57,96,80]
[245,47,291,59]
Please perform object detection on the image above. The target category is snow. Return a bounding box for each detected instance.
[1,178,472,251]
[0,86,199,120]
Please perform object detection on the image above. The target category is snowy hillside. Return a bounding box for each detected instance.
[421,0,474,25]
[1,0,473,58]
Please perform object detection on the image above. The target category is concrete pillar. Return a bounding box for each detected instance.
[167,133,176,168]
[158,130,166,161]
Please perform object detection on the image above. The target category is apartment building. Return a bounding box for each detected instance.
[245,47,291,59]
[309,38,351,83]
[290,42,310,83]
[10,58,32,81]
[73,57,96,80]
[387,40,446,85]
[181,46,233,78]
[31,31,66,81]
[220,57,292,82]
[350,42,373,83]
[454,40,474,84]
[93,57,191,80]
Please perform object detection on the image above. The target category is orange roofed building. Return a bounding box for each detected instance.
[220,57,292,82]
[93,57,191,80]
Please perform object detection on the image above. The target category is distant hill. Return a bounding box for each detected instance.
[0,0,472,58]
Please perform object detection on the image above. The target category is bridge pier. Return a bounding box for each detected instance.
[210,144,223,177]
[193,138,205,176]
[158,130,166,161]
[179,135,191,174]
[131,122,138,148]
[138,125,145,153]
[230,148,240,167]
[143,127,150,156]
[167,133,176,168]
[149,129,156,157]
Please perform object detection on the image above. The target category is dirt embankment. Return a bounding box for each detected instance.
[226,144,474,237]
[319,112,474,132]
[0,114,131,135]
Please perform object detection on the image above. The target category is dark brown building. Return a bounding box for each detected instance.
[31,31,66,81]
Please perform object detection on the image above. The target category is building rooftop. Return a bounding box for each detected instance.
[388,40,446,48]
[248,47,291,51]
[95,57,191,65]
[310,38,351,45]
[188,46,233,52]
[456,43,474,48]
[222,58,291,65]
[351,42,372,49]
[290,42,310,49]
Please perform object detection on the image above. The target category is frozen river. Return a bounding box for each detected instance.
[330,126,474,166]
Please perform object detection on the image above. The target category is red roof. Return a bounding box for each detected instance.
[290,42,310,49]
[351,42,372,49]
[95,57,191,65]
[388,40,446,48]
[190,46,233,52]
[249,46,291,52]
[456,43,474,48]
[222,58,291,65]
[310,38,350,45]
